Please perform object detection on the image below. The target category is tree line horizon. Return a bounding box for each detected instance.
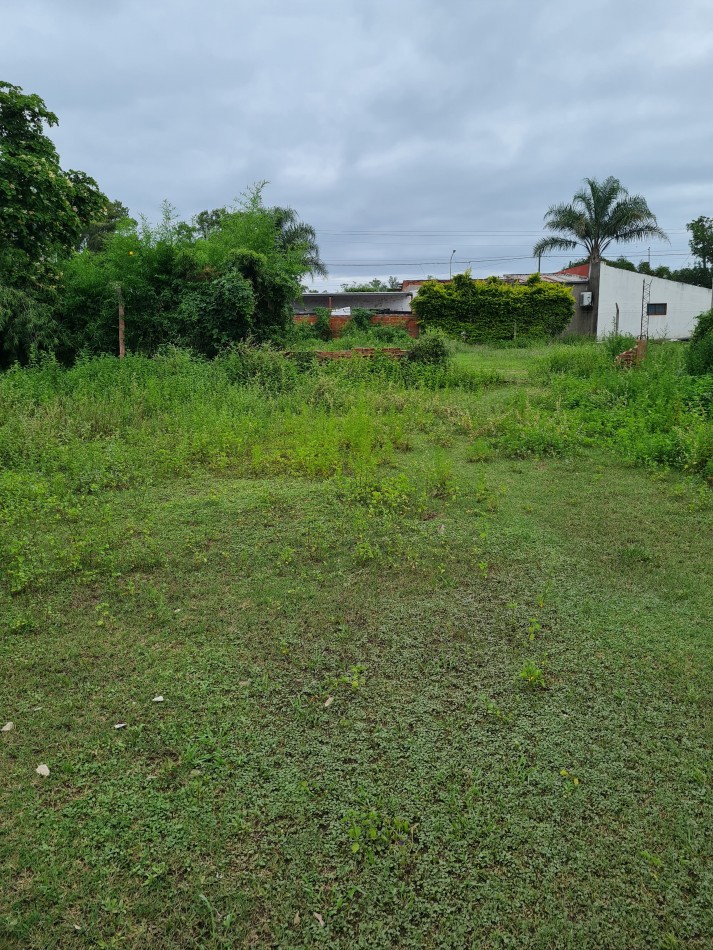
[1,81,711,366]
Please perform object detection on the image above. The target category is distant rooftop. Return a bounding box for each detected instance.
[502,273,588,285]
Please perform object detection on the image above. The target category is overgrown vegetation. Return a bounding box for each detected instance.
[2,84,713,948]
[685,309,713,376]
[1,340,712,947]
[411,271,574,342]
[0,83,326,367]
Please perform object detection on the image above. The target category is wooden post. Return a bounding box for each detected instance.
[116,284,125,359]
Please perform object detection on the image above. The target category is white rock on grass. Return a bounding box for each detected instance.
[1,722,13,732]
[36,764,50,777]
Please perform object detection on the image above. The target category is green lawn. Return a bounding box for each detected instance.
[1,346,711,947]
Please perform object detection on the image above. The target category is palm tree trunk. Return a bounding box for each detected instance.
[588,258,601,337]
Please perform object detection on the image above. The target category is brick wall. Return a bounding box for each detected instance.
[294,313,420,338]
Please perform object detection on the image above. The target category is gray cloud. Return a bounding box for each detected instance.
[3,0,712,286]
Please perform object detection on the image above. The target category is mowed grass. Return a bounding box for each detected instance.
[1,346,712,948]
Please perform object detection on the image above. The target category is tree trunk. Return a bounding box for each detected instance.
[588,257,601,337]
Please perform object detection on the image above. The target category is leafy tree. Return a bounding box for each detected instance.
[178,267,255,355]
[0,284,55,366]
[58,206,198,357]
[229,249,296,340]
[77,199,131,253]
[0,81,107,289]
[533,177,668,266]
[667,264,710,288]
[192,207,226,240]
[636,261,673,279]
[611,256,637,272]
[686,216,713,285]
[59,190,309,356]
[197,183,325,282]
[341,277,401,292]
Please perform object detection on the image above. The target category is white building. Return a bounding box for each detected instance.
[595,263,712,340]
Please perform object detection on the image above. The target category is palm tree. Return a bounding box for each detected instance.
[272,206,328,277]
[532,176,668,266]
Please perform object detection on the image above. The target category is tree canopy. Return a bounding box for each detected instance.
[686,216,713,283]
[341,277,402,292]
[581,213,713,288]
[533,176,668,265]
[57,186,324,360]
[0,81,107,290]
[0,80,328,365]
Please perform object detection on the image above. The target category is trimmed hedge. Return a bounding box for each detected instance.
[411,273,574,342]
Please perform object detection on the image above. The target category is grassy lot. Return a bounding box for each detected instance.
[1,344,711,947]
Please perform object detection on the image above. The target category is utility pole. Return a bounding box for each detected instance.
[449,249,456,279]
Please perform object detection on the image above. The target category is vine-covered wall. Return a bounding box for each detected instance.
[411,273,574,342]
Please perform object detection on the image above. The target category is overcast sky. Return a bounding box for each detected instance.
[3,0,712,288]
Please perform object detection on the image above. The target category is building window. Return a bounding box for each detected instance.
[647,303,667,316]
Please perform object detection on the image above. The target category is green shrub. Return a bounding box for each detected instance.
[370,324,411,344]
[341,322,412,345]
[285,321,318,344]
[689,308,713,344]
[407,332,450,366]
[217,342,302,393]
[314,307,332,341]
[686,332,713,376]
[350,307,373,332]
[602,333,637,359]
[178,268,256,356]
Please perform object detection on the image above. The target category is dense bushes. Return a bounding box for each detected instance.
[411,272,574,342]
[1,185,323,366]
[313,308,332,341]
[688,308,713,345]
[686,309,713,375]
[686,334,713,376]
[407,331,449,365]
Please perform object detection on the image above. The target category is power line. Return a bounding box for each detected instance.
[322,250,695,267]
[316,227,688,237]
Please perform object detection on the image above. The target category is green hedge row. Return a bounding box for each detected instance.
[411,273,575,342]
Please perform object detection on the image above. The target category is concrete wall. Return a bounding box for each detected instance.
[597,264,712,339]
[294,313,420,338]
[562,280,595,335]
[294,292,413,314]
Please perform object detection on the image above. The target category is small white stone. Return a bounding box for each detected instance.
[152,695,164,703]
[1,722,13,732]
[114,723,127,730]
[36,764,50,777]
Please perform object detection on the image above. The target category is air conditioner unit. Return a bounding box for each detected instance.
[580,292,593,308]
